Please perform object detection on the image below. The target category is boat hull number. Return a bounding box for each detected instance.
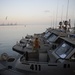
[30,64,41,71]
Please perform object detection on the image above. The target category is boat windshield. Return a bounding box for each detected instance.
[44,32,51,39]
[69,34,75,38]
[55,42,73,58]
[47,34,57,43]
[45,30,48,34]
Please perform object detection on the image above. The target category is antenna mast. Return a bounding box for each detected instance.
[66,0,69,20]
[61,5,63,22]
[56,0,59,26]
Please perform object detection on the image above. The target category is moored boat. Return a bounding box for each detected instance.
[15,36,75,75]
[12,28,68,54]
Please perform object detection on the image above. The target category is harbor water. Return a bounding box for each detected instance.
[0,25,50,57]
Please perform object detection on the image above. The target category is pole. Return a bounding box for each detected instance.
[61,5,63,22]
[66,0,69,20]
[56,0,59,26]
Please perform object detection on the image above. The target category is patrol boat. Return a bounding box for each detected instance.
[15,35,75,75]
[12,28,67,54]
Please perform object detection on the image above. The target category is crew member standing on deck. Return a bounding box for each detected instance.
[33,37,40,52]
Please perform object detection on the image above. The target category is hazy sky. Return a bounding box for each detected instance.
[0,0,75,26]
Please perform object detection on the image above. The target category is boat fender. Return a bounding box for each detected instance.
[1,53,9,61]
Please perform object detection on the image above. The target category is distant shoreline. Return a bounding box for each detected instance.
[0,25,17,26]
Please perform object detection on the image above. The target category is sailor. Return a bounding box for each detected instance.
[33,37,40,52]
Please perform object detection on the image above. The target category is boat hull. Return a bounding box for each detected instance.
[15,58,75,75]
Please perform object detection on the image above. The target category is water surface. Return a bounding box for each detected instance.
[0,25,50,56]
